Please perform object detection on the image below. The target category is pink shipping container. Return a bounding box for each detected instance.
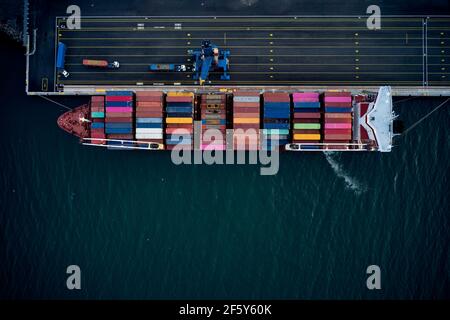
[325,123,352,129]
[293,92,319,101]
[106,107,133,113]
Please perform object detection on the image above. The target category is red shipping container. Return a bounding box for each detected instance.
[234,112,260,118]
[324,92,351,97]
[136,101,162,107]
[106,96,133,102]
[233,124,260,130]
[136,91,163,96]
[91,128,104,134]
[105,117,133,123]
[202,125,226,130]
[293,129,321,134]
[166,127,193,134]
[293,119,320,123]
[166,96,193,103]
[136,111,164,117]
[233,102,259,108]
[325,118,352,123]
[324,102,352,107]
[165,124,192,129]
[105,112,132,117]
[107,134,134,139]
[325,113,352,119]
[91,96,104,102]
[324,134,352,140]
[294,112,321,119]
[325,129,352,135]
[136,96,163,103]
[233,106,260,113]
[136,107,163,114]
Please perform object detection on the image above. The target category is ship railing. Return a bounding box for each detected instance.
[285,142,370,152]
[82,138,163,150]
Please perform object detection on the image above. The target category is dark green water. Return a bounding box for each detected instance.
[0,36,449,300]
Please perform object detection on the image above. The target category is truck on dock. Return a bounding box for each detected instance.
[82,59,120,69]
[149,64,187,72]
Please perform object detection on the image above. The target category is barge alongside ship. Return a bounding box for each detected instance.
[57,86,396,152]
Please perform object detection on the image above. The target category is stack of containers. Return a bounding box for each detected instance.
[165,92,194,150]
[262,92,290,150]
[105,91,134,145]
[232,91,260,150]
[200,94,226,150]
[90,96,105,144]
[135,91,164,148]
[323,92,353,148]
[292,92,321,146]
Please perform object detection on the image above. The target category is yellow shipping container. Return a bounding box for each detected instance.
[233,118,260,124]
[293,134,321,140]
[167,92,194,97]
[166,117,193,124]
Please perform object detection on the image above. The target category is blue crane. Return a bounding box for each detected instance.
[190,40,230,85]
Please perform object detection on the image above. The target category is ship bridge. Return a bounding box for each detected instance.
[362,86,395,152]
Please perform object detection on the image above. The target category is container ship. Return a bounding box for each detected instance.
[57,86,396,152]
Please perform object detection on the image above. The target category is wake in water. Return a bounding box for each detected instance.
[323,152,367,195]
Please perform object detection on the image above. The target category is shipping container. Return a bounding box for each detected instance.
[293,134,321,140]
[293,123,321,130]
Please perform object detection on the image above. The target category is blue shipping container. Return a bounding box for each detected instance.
[105,128,133,134]
[264,102,290,108]
[136,118,163,123]
[106,91,133,96]
[293,108,320,113]
[293,102,321,108]
[105,123,133,129]
[166,102,194,108]
[166,107,194,113]
[105,101,133,107]
[91,122,104,129]
[264,123,290,129]
[325,107,352,113]
[56,42,66,70]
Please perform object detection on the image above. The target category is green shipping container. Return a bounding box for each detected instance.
[262,129,290,135]
[91,112,105,118]
[294,123,321,130]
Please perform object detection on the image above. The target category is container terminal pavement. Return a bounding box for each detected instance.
[25,15,450,95]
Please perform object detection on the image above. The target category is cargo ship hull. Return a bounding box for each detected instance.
[58,87,395,152]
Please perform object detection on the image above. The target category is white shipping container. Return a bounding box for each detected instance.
[135,128,163,134]
[136,133,163,139]
[233,96,260,103]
